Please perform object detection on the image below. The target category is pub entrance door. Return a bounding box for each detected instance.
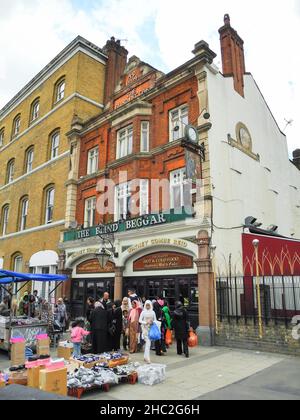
[71,278,114,318]
[123,275,199,328]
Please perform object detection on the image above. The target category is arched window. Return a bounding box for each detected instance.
[50,130,60,160]
[12,253,23,272]
[6,159,15,184]
[1,205,9,236]
[54,77,66,104]
[0,128,4,147]
[19,196,29,231]
[45,186,55,224]
[12,114,21,138]
[25,146,34,173]
[30,98,40,123]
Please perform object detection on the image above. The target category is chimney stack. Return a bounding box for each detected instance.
[293,149,300,170]
[219,14,246,97]
[103,37,128,105]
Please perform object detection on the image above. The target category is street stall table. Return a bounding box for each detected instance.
[0,269,68,355]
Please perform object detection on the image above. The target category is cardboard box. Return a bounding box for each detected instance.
[39,367,67,397]
[37,338,50,356]
[27,365,46,389]
[8,370,27,386]
[57,344,73,360]
[10,342,25,366]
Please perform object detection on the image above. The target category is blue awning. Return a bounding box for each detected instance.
[0,269,68,284]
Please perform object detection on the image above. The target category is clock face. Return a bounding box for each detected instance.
[239,128,252,150]
[188,127,197,143]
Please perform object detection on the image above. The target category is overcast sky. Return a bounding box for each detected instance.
[0,0,299,155]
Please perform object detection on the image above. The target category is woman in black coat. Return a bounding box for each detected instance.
[111,300,123,351]
[90,302,111,354]
[172,301,189,358]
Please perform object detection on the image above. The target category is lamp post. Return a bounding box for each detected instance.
[95,227,119,268]
[253,239,263,339]
[210,245,219,335]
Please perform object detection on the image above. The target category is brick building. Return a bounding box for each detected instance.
[59,17,300,348]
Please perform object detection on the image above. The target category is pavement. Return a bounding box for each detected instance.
[1,344,300,400]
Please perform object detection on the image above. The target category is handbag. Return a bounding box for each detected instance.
[187,330,198,348]
[149,323,161,341]
[165,329,173,346]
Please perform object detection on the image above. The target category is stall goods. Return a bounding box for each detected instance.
[136,364,166,386]
[39,367,68,397]
[72,352,129,369]
[57,341,73,360]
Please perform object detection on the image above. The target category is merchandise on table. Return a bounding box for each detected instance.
[136,364,166,386]
[71,352,129,368]
[67,366,119,389]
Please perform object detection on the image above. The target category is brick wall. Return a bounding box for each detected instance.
[215,320,300,357]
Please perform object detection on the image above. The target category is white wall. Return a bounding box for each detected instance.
[206,67,300,274]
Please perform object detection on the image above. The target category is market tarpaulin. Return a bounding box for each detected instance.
[0,269,68,284]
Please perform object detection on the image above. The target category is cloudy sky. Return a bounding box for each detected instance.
[0,0,299,155]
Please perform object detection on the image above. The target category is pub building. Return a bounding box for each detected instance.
[58,17,300,346]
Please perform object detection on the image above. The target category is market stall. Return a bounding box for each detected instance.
[0,269,67,353]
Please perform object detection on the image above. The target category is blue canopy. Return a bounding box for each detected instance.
[0,269,67,284]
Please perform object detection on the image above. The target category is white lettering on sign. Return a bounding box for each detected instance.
[127,238,188,254]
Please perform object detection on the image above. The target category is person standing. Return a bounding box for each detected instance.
[86,297,95,323]
[100,292,111,310]
[139,301,157,364]
[71,320,90,358]
[121,296,132,312]
[122,309,129,351]
[0,296,10,316]
[18,293,29,316]
[128,300,141,354]
[55,298,68,332]
[111,300,123,351]
[90,302,110,354]
[172,301,189,358]
[152,298,164,356]
[162,300,172,348]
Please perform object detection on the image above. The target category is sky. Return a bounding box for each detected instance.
[0,0,299,155]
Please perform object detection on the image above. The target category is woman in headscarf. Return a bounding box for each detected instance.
[121,296,132,312]
[139,300,157,364]
[55,298,68,331]
[128,300,141,354]
[111,300,123,351]
[90,301,111,354]
[172,301,189,358]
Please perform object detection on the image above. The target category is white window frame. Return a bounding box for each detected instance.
[170,168,186,209]
[0,129,4,147]
[140,121,150,152]
[45,188,55,224]
[169,104,189,142]
[87,147,99,175]
[56,80,65,103]
[14,255,23,272]
[7,160,14,184]
[26,148,34,173]
[50,132,60,160]
[20,198,28,231]
[140,179,149,216]
[13,116,21,137]
[115,182,131,221]
[117,125,133,159]
[31,100,40,122]
[84,197,96,228]
[2,206,9,236]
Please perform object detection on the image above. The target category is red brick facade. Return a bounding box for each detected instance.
[76,66,200,226]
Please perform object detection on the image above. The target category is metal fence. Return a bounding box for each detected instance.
[216,276,300,327]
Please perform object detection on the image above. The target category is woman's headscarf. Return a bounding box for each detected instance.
[143,300,154,314]
[122,297,132,312]
[128,300,141,323]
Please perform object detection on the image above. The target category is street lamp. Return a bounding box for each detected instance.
[95,226,119,268]
[210,245,219,335]
[252,239,263,339]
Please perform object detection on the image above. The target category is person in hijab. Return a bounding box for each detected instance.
[139,301,157,364]
[128,300,141,354]
[90,301,111,354]
[111,300,123,351]
[172,301,189,358]
[121,296,132,312]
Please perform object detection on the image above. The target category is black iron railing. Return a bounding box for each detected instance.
[216,276,300,327]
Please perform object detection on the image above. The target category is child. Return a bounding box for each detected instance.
[122,310,129,351]
[71,319,90,358]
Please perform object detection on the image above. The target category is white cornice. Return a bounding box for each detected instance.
[0,37,107,120]
[0,151,70,192]
[0,93,104,153]
[0,220,65,241]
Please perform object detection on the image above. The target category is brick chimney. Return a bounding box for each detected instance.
[103,37,128,105]
[219,14,246,97]
[293,149,300,170]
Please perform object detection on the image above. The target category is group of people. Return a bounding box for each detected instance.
[72,289,191,363]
